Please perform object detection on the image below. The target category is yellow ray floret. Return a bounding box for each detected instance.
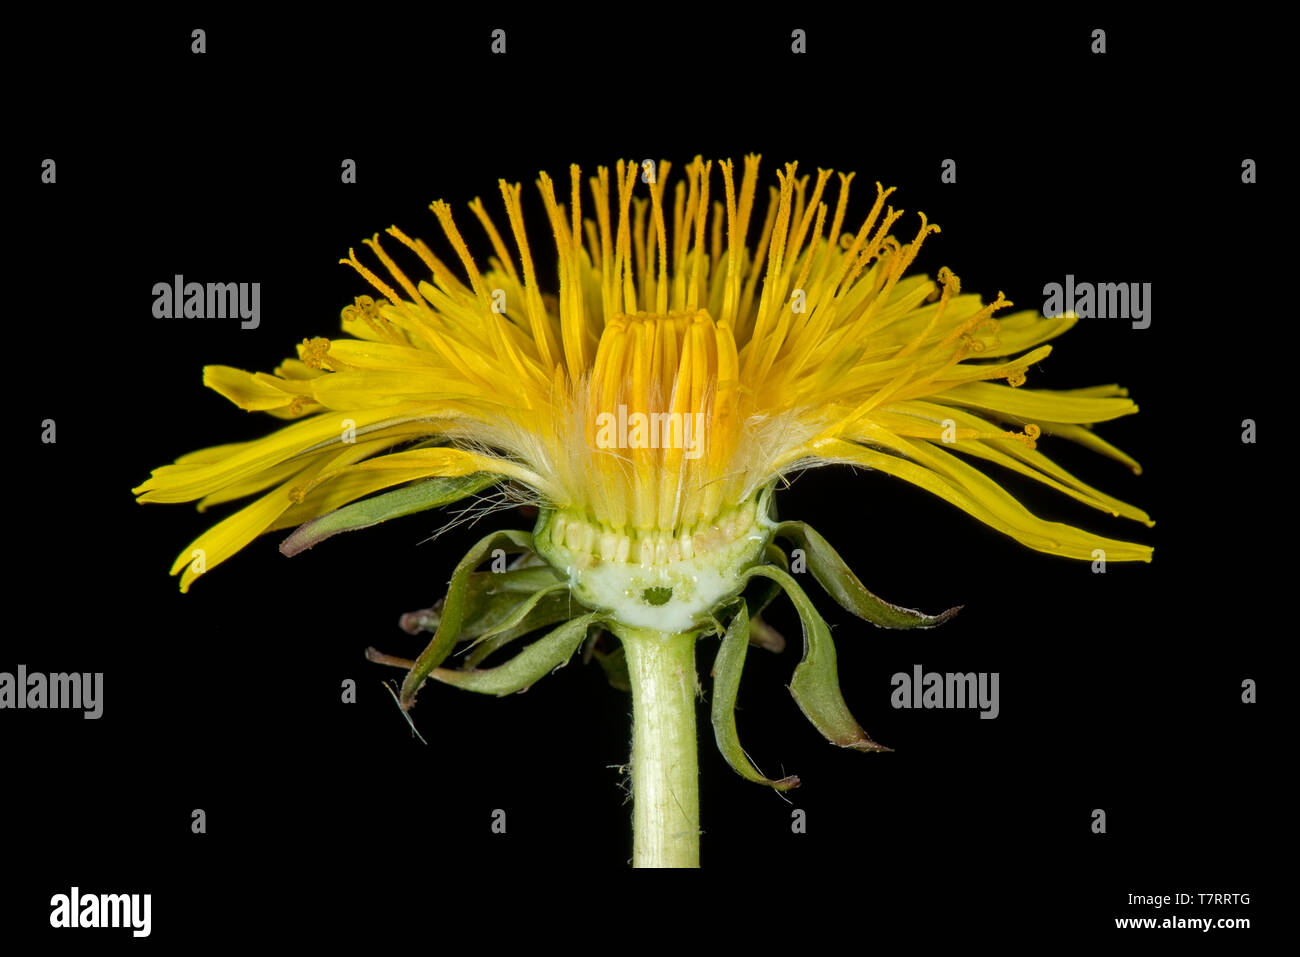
[134,154,1152,590]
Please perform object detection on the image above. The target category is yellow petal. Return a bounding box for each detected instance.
[935,381,1139,423]
[873,402,1152,526]
[134,404,436,503]
[802,435,1152,562]
[203,365,299,412]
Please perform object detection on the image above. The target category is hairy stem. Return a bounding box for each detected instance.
[614,625,701,868]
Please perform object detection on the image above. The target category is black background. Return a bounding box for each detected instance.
[8,10,1282,945]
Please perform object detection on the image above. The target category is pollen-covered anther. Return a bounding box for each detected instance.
[355,294,381,319]
[925,266,961,304]
[875,235,902,267]
[971,318,1002,353]
[341,294,384,330]
[1017,422,1042,449]
[943,291,1013,349]
[299,337,332,370]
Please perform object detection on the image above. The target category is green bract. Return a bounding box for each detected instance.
[359,480,958,779]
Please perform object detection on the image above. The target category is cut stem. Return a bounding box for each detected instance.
[614,625,701,868]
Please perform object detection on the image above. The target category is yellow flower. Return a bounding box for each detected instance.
[135,153,1156,867]
[133,154,1151,596]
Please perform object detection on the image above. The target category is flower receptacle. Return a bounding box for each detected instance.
[533,490,775,633]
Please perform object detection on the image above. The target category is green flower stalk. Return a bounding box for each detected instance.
[134,154,1152,867]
